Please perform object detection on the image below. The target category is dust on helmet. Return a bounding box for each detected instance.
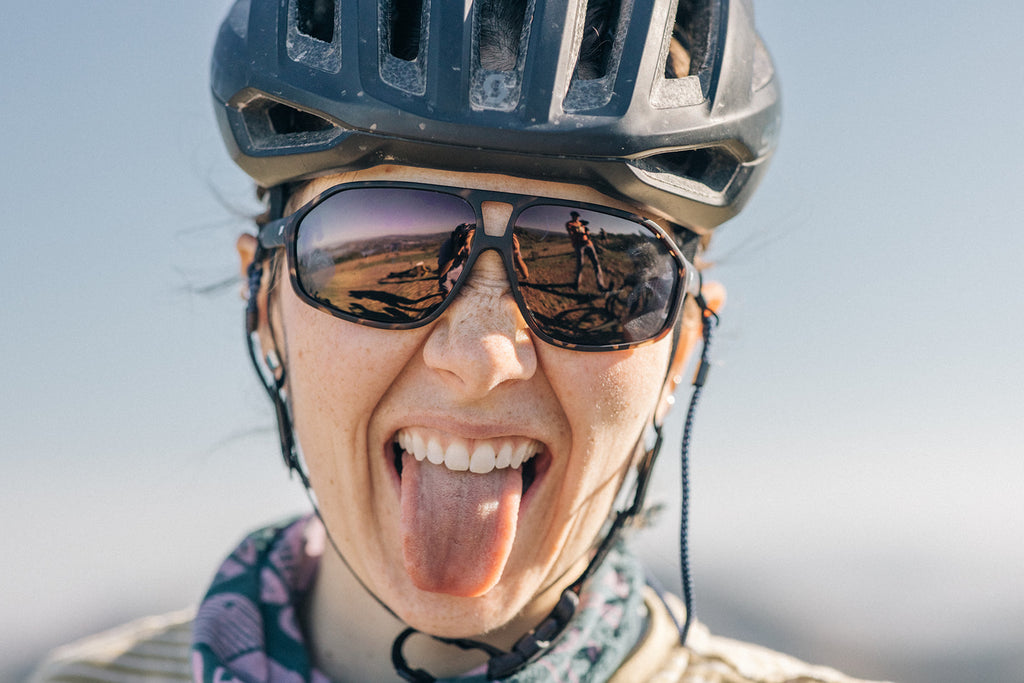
[212,0,780,234]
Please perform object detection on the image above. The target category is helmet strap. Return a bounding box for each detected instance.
[245,185,309,484]
[676,286,719,644]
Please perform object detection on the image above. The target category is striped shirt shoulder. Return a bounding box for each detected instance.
[28,607,195,683]
[29,598,894,683]
[614,589,894,683]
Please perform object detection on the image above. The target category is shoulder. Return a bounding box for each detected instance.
[612,588,893,683]
[28,607,195,683]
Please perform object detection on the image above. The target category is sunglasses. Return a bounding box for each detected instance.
[257,181,700,351]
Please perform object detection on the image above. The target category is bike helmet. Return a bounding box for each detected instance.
[212,0,779,234]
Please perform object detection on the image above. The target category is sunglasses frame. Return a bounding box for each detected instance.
[257,180,700,351]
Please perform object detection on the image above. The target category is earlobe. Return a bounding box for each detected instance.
[237,233,259,295]
[655,281,726,422]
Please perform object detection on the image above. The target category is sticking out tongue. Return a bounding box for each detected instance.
[400,452,522,597]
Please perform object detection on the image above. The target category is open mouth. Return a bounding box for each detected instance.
[392,428,542,494]
[391,427,547,597]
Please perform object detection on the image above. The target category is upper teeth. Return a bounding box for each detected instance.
[396,428,540,474]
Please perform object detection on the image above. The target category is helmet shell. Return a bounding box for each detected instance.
[211,0,780,233]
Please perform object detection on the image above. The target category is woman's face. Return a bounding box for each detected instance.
[266,165,678,639]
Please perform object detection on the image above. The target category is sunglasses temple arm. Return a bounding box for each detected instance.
[258,216,288,250]
[682,260,701,299]
[254,184,291,250]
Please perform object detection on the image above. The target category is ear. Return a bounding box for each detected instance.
[236,233,259,286]
[655,280,726,422]
[237,233,283,377]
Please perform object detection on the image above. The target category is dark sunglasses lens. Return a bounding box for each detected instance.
[514,206,679,346]
[295,188,477,324]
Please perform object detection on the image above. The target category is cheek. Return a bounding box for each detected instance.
[278,292,421,433]
[546,343,671,443]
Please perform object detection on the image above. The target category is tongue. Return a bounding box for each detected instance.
[400,452,522,597]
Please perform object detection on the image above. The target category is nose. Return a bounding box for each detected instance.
[421,249,537,397]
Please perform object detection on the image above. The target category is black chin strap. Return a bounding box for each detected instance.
[677,290,719,645]
[244,185,311,488]
[244,230,718,679]
[245,257,310,491]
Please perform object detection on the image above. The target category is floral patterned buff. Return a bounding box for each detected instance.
[191,515,647,682]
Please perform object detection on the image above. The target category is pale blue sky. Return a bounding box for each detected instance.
[2,2,1022,681]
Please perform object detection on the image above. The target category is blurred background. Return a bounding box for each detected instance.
[2,2,1022,681]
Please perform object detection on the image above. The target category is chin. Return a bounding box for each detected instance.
[397,585,526,639]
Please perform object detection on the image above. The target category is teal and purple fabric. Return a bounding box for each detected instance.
[191,515,647,682]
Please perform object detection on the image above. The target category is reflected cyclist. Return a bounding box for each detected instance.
[566,210,607,290]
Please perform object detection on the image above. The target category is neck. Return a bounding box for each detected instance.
[303,544,590,682]
[303,548,490,682]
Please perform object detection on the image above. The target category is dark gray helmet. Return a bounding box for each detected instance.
[211,0,780,234]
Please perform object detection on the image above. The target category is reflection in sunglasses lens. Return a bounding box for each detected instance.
[515,206,678,346]
[296,189,476,323]
[292,189,678,346]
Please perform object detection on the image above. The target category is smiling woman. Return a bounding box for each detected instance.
[29,0,892,681]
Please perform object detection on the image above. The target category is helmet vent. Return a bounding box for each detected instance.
[572,0,623,81]
[650,0,721,107]
[663,0,717,80]
[286,0,341,72]
[634,147,740,195]
[469,0,532,111]
[296,0,335,42]
[387,0,424,61]
[232,93,345,152]
[563,0,632,112]
[378,0,428,94]
[266,103,336,136]
[478,0,529,70]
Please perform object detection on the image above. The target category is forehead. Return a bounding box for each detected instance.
[290,165,658,220]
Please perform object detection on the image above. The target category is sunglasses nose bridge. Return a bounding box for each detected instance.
[456,247,517,295]
[442,244,535,339]
[459,233,533,331]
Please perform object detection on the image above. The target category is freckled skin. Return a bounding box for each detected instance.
[422,253,537,395]
[258,165,683,679]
